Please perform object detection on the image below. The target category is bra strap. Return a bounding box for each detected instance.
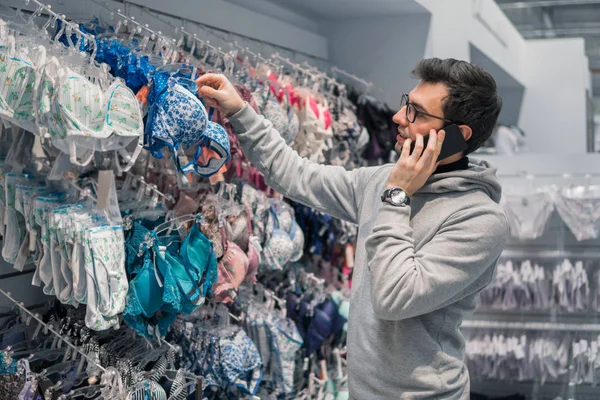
[270,205,280,231]
[68,142,95,167]
[114,138,143,174]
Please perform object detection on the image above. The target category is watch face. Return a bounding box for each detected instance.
[390,189,406,205]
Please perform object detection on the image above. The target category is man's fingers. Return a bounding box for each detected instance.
[199,86,224,102]
[417,130,436,169]
[410,134,424,162]
[195,73,224,88]
[431,130,446,169]
[203,98,220,108]
[428,130,438,151]
[436,130,446,154]
[401,138,411,161]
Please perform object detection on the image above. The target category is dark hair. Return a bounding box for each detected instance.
[412,58,503,155]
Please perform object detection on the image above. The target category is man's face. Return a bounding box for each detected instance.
[392,81,449,154]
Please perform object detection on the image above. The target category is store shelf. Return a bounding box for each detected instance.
[462,319,600,332]
[471,380,599,400]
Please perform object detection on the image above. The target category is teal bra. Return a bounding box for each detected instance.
[179,222,218,300]
[123,220,218,339]
[123,224,178,339]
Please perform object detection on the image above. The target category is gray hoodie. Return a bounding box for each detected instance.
[229,104,509,399]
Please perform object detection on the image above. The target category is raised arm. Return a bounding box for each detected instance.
[197,74,375,223]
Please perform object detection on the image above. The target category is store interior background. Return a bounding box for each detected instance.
[1,0,600,398]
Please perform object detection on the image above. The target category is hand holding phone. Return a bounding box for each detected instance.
[386,129,444,195]
[409,124,468,162]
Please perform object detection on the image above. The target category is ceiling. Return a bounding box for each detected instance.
[262,0,428,20]
[495,0,600,96]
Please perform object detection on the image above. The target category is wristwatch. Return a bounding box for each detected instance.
[381,188,411,207]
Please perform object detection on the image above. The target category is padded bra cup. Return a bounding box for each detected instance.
[130,253,164,318]
[263,229,294,270]
[180,224,218,298]
[286,294,346,355]
[228,211,250,252]
[244,238,260,284]
[213,241,249,303]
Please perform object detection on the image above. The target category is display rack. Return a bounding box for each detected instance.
[462,320,600,332]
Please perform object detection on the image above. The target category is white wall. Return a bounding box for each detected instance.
[470,44,525,126]
[4,0,329,60]
[415,0,590,154]
[518,39,589,154]
[125,0,328,59]
[415,0,527,85]
[481,153,600,176]
[322,13,431,107]
[223,0,320,33]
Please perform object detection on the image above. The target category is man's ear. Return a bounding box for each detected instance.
[459,125,473,142]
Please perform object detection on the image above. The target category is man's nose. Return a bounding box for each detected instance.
[393,107,408,126]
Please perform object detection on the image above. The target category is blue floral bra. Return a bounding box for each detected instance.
[144,70,230,177]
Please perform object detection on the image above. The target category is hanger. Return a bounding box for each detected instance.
[153,213,201,238]
[128,344,171,372]
[2,1,44,38]
[160,369,199,400]
[0,289,107,377]
[58,367,124,399]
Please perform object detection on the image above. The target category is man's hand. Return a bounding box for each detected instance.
[386,129,445,196]
[196,73,245,116]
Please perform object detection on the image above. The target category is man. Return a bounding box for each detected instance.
[197,58,509,399]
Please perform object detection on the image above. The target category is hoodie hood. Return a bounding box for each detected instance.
[418,158,502,203]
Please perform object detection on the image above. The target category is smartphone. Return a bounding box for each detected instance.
[409,124,468,162]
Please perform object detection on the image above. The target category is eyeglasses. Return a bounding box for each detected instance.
[400,93,457,124]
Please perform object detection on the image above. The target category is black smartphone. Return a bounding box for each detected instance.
[409,124,468,162]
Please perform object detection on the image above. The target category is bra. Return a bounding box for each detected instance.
[284,98,300,145]
[38,57,143,170]
[144,71,230,177]
[239,182,268,240]
[286,294,346,355]
[294,95,334,163]
[179,222,218,301]
[252,84,293,144]
[213,226,249,304]
[95,38,156,93]
[199,328,263,396]
[0,36,46,132]
[123,226,178,338]
[262,206,294,271]
[267,202,304,262]
[228,207,251,253]
[225,205,260,282]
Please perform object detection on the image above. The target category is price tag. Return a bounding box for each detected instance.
[96,170,115,211]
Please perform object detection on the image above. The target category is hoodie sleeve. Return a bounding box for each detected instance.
[228,103,376,224]
[365,203,509,321]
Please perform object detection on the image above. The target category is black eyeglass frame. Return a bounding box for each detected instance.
[401,93,460,125]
